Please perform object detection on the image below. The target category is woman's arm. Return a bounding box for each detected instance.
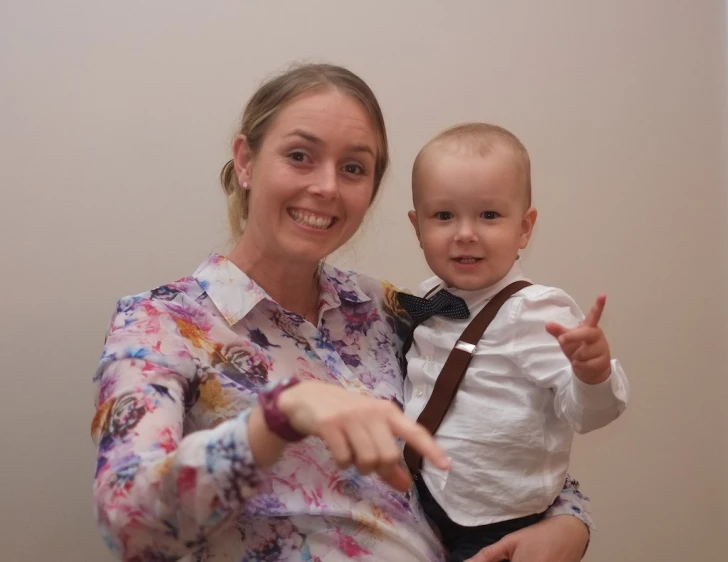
[93,293,448,560]
[92,297,264,560]
[544,476,594,528]
[467,514,590,562]
[466,477,592,562]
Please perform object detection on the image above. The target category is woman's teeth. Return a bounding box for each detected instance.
[289,209,333,229]
[456,257,479,263]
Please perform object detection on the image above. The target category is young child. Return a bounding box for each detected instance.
[399,123,629,561]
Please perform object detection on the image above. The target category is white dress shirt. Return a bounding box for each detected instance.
[403,262,629,526]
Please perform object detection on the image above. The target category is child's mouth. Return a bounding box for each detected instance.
[453,257,482,264]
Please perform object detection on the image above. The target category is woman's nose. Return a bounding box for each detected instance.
[307,164,338,199]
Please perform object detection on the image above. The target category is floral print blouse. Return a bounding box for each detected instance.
[91,254,593,561]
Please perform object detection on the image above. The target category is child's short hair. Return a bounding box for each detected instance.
[412,122,532,207]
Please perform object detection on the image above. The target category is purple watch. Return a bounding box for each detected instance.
[258,376,306,442]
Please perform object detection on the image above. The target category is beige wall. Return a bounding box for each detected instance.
[1,1,725,560]
[724,0,728,534]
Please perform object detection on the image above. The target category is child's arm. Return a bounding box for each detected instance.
[514,288,629,434]
[545,294,612,385]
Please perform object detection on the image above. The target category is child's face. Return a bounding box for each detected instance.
[409,147,537,291]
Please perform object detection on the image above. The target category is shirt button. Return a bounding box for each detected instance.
[423,356,430,362]
[415,388,424,397]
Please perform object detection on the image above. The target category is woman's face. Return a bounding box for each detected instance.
[234,89,378,267]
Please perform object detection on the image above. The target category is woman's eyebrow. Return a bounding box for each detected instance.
[285,129,375,157]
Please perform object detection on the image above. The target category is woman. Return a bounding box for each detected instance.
[92,63,592,562]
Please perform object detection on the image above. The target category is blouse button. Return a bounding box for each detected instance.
[415,388,424,397]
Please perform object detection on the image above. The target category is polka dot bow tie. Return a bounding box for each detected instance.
[396,289,470,323]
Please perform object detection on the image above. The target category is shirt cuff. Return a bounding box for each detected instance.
[164,409,263,520]
[545,476,595,531]
[570,359,629,409]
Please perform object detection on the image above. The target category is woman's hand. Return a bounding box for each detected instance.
[278,380,450,492]
[466,515,590,562]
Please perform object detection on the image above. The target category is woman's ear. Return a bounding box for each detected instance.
[233,135,254,187]
[519,207,538,250]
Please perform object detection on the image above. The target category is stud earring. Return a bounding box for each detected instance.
[242,181,249,190]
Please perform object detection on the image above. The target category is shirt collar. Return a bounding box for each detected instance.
[194,254,370,326]
[318,262,372,311]
[418,260,530,308]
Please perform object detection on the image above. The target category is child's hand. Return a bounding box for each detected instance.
[545,295,612,385]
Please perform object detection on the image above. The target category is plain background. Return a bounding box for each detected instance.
[1,1,726,560]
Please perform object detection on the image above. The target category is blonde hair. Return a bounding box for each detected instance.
[412,122,532,207]
[220,63,390,240]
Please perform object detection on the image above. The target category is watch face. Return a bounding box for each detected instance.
[261,378,287,395]
[260,377,299,408]
[257,376,305,442]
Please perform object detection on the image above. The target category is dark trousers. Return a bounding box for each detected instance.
[416,477,545,562]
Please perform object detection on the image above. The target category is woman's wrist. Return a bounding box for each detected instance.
[258,377,307,442]
[277,379,318,431]
[248,404,288,467]
[248,379,318,467]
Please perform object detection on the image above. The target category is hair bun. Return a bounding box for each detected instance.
[219,159,237,195]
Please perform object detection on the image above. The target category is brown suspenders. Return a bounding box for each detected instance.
[403,281,533,476]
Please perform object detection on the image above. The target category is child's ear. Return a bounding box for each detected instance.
[408,210,423,248]
[519,207,538,249]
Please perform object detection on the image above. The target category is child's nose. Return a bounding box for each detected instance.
[454,221,478,242]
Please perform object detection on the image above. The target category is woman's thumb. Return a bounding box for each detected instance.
[465,536,514,562]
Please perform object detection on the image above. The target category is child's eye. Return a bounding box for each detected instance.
[435,212,453,220]
[343,163,365,176]
[481,211,500,220]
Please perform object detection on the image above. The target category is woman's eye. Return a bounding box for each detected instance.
[435,212,453,220]
[343,163,365,176]
[288,151,309,163]
[481,211,500,220]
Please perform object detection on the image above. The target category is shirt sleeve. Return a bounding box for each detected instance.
[512,288,629,434]
[379,280,415,348]
[91,295,262,560]
[544,475,595,530]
